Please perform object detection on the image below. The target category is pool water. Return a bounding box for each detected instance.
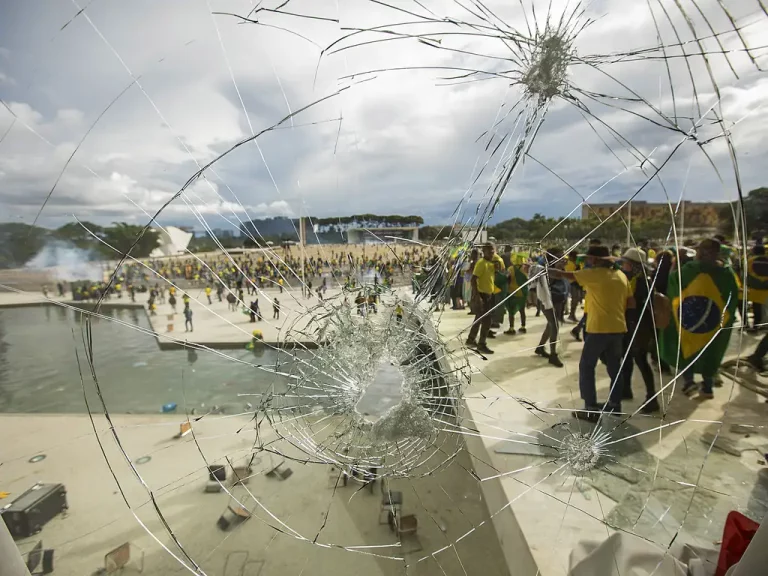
[0,306,295,414]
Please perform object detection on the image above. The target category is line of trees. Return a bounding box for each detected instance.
[4,190,764,267]
[716,187,767,238]
[0,221,160,269]
[489,188,767,244]
[487,214,676,243]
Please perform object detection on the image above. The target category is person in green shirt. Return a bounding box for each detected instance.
[466,243,497,355]
[493,258,509,328]
[504,255,529,335]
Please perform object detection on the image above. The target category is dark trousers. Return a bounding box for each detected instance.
[468,293,493,345]
[753,333,768,360]
[538,302,563,355]
[569,284,582,318]
[506,299,526,329]
[683,372,714,394]
[619,332,655,399]
[529,289,541,315]
[579,333,624,407]
[649,330,670,372]
[575,313,587,338]
[754,302,763,328]
[493,293,505,325]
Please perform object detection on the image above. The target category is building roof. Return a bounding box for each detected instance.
[150,226,193,258]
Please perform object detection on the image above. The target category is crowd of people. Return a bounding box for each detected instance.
[131,246,436,292]
[42,238,767,417]
[50,245,437,308]
[461,236,768,421]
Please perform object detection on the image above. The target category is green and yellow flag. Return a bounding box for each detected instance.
[494,269,508,295]
[660,261,739,376]
[507,265,529,301]
[746,255,768,306]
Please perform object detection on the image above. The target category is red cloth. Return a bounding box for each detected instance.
[716,510,759,576]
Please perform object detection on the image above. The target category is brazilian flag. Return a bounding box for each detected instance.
[507,265,529,302]
[494,269,509,296]
[746,255,768,306]
[660,261,739,376]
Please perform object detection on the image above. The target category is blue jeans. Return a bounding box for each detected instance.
[579,333,624,408]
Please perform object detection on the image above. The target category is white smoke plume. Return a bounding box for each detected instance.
[25,241,105,282]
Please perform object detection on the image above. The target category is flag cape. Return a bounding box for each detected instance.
[660,261,739,376]
[494,270,508,295]
[746,255,768,306]
[507,266,529,301]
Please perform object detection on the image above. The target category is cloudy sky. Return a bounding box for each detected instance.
[1,0,767,233]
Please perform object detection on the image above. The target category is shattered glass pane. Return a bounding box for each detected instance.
[1,0,768,575]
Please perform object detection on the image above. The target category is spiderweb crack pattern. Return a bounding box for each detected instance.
[2,0,768,574]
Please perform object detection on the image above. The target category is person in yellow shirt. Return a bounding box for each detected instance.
[466,243,497,354]
[555,245,631,419]
[205,285,212,305]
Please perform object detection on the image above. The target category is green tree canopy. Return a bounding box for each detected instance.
[101,223,160,259]
[717,187,768,239]
[0,223,49,268]
[54,221,104,249]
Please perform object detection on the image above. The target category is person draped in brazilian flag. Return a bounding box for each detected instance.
[504,255,529,335]
[493,255,509,330]
[746,244,768,332]
[660,238,739,399]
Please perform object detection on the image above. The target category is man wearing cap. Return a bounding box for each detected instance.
[555,245,631,418]
[467,243,498,355]
[570,238,603,342]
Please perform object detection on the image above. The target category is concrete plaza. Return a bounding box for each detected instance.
[1,288,767,575]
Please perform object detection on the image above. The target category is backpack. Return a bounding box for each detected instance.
[550,277,568,304]
[652,291,672,329]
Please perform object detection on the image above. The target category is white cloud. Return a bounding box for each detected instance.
[6,101,43,125]
[56,108,84,123]
[0,0,767,231]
